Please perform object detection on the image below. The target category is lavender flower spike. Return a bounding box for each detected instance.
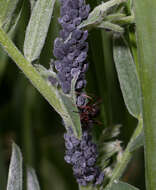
[50,0,104,186]
[52,0,90,106]
[64,129,104,186]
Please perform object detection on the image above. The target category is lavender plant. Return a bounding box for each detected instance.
[0,0,155,190]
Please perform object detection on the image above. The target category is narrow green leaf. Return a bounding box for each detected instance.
[4,3,23,34]
[113,37,142,118]
[27,167,40,190]
[0,0,21,30]
[7,143,23,190]
[79,0,126,29]
[97,21,124,33]
[24,0,56,62]
[105,181,139,190]
[60,92,82,138]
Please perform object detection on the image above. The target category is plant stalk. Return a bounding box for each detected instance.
[133,1,156,189]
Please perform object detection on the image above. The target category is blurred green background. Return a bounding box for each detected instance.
[0,0,145,189]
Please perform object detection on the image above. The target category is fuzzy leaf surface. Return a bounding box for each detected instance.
[24,0,56,62]
[0,0,22,32]
[79,0,126,29]
[129,131,144,152]
[113,37,142,118]
[29,0,37,11]
[7,143,23,190]
[105,181,139,190]
[27,167,40,190]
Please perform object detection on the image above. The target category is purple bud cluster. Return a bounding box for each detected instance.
[51,0,104,186]
[64,129,104,186]
[52,0,90,106]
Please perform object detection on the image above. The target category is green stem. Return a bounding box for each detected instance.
[133,1,156,189]
[105,117,143,188]
[0,27,62,115]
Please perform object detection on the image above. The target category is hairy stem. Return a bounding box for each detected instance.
[105,117,143,188]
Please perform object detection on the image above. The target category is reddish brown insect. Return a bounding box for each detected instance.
[78,98,102,128]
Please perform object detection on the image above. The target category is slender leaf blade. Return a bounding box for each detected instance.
[79,0,126,29]
[27,167,40,190]
[0,0,22,33]
[24,0,56,62]
[0,0,19,26]
[7,143,23,190]
[113,37,142,118]
[105,181,139,190]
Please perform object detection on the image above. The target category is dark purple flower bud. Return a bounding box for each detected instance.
[53,48,65,59]
[55,61,62,71]
[59,29,69,40]
[68,9,79,19]
[87,158,96,166]
[84,150,93,160]
[71,136,80,146]
[82,131,91,141]
[80,140,88,150]
[79,5,90,19]
[82,63,89,72]
[77,178,87,186]
[81,30,88,42]
[76,52,87,62]
[81,159,87,168]
[85,175,95,182]
[62,82,71,93]
[65,140,73,149]
[58,72,66,81]
[66,149,74,156]
[73,165,85,176]
[76,94,87,106]
[71,68,80,77]
[54,37,63,48]
[73,17,81,26]
[64,155,71,163]
[76,79,86,89]
[73,60,79,67]
[59,15,70,24]
[71,0,79,9]
[71,151,82,163]
[72,29,83,40]
[48,76,58,86]
[95,172,104,185]
[79,0,85,8]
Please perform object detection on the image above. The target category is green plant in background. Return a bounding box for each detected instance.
[0,0,155,189]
